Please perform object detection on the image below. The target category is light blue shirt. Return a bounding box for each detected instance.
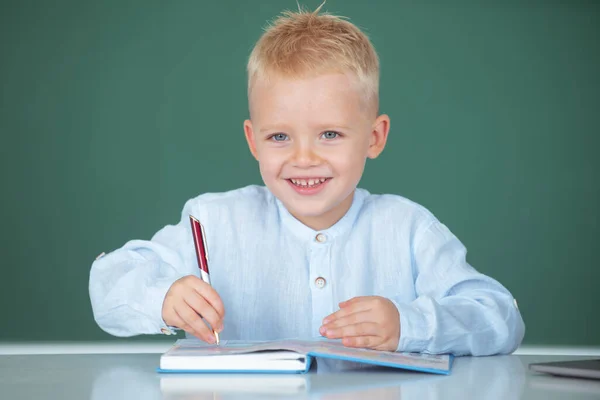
[89,185,525,356]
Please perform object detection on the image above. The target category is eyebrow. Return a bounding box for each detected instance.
[259,125,291,134]
[259,124,353,134]
[316,124,353,131]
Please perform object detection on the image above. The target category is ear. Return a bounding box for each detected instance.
[243,119,259,160]
[367,114,390,159]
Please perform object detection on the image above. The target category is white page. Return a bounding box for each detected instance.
[160,340,308,371]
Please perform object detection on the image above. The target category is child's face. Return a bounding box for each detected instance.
[244,73,389,230]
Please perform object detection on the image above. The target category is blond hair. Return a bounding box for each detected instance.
[247,3,380,109]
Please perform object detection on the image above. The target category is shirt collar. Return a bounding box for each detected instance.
[274,188,367,244]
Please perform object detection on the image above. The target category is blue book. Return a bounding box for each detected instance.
[157,339,453,375]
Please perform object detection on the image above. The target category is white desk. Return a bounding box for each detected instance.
[1,352,599,399]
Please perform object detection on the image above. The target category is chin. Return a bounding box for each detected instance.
[290,207,329,219]
[288,198,339,219]
[267,180,347,217]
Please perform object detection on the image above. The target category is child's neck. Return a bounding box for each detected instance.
[293,190,355,231]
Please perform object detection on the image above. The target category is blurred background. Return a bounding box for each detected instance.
[0,0,598,346]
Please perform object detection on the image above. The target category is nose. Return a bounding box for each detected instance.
[291,142,321,168]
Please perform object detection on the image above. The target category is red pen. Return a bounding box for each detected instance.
[189,215,220,345]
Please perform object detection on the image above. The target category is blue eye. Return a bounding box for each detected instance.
[322,131,339,139]
[271,133,288,141]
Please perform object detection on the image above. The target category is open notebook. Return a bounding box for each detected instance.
[158,339,453,375]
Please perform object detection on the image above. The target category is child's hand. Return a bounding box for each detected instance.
[320,296,400,352]
[162,275,225,344]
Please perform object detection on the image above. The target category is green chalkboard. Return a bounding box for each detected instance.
[1,1,598,345]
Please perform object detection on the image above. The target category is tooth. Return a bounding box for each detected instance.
[319,178,325,183]
[300,180,307,186]
[308,179,315,186]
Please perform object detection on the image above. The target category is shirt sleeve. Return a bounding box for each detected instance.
[391,220,526,356]
[88,200,196,337]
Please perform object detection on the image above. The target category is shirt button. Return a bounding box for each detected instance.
[315,277,326,289]
[315,233,327,243]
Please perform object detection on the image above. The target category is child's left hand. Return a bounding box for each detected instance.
[319,296,400,352]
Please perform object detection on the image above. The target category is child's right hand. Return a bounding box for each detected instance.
[162,275,225,343]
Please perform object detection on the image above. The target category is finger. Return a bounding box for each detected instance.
[168,308,196,334]
[172,305,204,338]
[168,310,208,341]
[164,307,186,330]
[342,336,380,349]
[192,280,226,318]
[323,322,379,339]
[322,310,372,330]
[339,296,369,308]
[175,304,215,344]
[184,290,223,332]
[323,299,373,324]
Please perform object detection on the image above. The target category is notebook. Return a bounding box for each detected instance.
[157,339,453,375]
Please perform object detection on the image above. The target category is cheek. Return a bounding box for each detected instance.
[257,150,284,179]
[328,143,368,172]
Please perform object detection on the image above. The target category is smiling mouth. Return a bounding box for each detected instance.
[288,178,331,188]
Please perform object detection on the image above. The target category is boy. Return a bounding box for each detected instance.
[89,7,525,356]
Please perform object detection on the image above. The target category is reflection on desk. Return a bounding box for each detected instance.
[89,355,527,400]
[528,374,600,397]
[2,353,599,400]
